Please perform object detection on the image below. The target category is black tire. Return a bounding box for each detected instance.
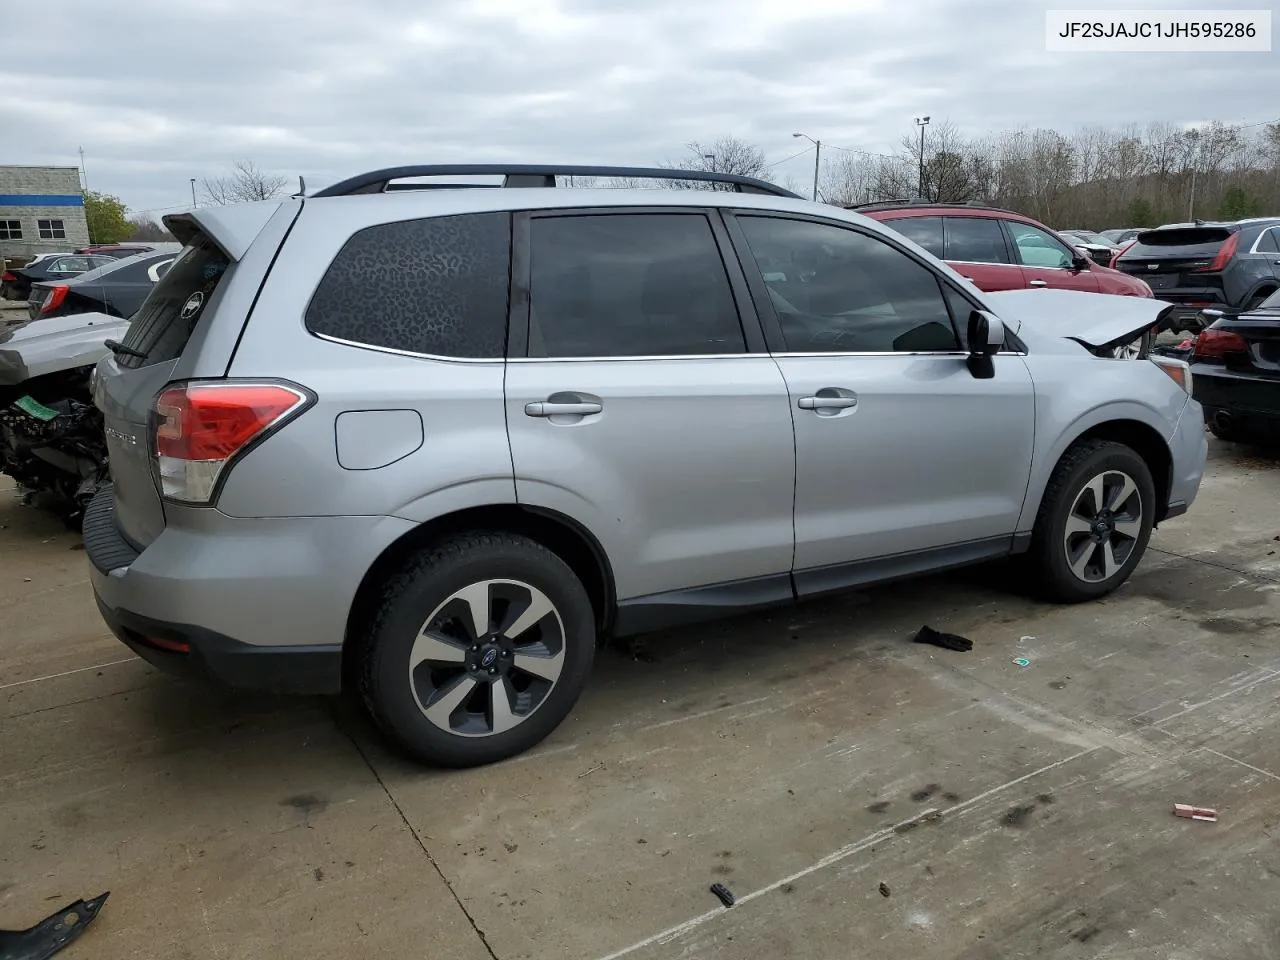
[357,532,596,768]
[1027,439,1156,603]
[1207,416,1245,443]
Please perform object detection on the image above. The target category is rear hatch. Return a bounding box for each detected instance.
[94,235,231,547]
[1192,302,1280,380]
[1115,225,1238,304]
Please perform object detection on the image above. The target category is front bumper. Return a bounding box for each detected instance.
[1164,395,1208,519]
[85,486,417,694]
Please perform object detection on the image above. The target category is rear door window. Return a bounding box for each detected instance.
[880,217,943,258]
[944,217,1011,264]
[305,212,511,358]
[1256,228,1280,254]
[526,213,746,358]
[116,237,230,369]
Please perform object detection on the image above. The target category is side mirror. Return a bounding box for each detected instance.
[1071,252,1090,271]
[966,310,1004,379]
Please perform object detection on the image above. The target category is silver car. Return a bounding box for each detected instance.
[86,165,1207,767]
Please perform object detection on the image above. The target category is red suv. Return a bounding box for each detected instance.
[854,201,1154,298]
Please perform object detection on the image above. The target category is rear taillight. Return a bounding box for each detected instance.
[1192,232,1239,272]
[1193,328,1248,358]
[1,271,15,283]
[151,381,311,504]
[38,285,68,314]
[1109,241,1135,269]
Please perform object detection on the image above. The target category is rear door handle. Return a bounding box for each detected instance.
[525,401,602,417]
[798,395,857,411]
[1028,279,1048,287]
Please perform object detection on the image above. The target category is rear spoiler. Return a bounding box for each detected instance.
[163,199,293,261]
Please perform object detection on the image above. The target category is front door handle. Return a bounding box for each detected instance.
[525,400,603,417]
[797,388,858,413]
[1028,279,1048,287]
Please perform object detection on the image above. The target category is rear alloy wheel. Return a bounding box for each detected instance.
[359,533,595,767]
[1028,439,1155,602]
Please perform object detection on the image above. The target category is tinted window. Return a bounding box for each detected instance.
[945,217,1010,264]
[527,213,745,358]
[1007,223,1074,269]
[881,216,943,258]
[1256,228,1280,254]
[306,212,511,358]
[737,216,960,353]
[117,237,230,368]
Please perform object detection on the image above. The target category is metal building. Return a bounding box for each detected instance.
[0,166,91,262]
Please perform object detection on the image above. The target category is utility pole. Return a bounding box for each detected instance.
[190,178,198,207]
[79,146,89,193]
[792,133,822,201]
[915,116,930,199]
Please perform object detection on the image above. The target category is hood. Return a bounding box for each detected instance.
[0,311,129,386]
[984,288,1173,350]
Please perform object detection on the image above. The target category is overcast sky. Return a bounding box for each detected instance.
[3,0,1276,218]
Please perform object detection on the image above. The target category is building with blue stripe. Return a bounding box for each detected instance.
[0,166,92,263]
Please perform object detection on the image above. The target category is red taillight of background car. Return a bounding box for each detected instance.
[1193,328,1249,358]
[1191,232,1239,273]
[39,285,68,315]
[1,271,16,283]
[151,381,311,504]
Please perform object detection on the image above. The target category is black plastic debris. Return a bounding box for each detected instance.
[709,882,735,908]
[0,892,109,960]
[914,625,973,652]
[878,882,891,898]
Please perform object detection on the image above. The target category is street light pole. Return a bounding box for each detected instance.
[190,178,197,207]
[915,116,930,199]
[793,132,822,201]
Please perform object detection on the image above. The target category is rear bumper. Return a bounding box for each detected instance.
[1193,365,1280,436]
[96,596,343,694]
[85,486,418,693]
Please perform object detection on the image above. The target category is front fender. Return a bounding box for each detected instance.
[1017,357,1187,532]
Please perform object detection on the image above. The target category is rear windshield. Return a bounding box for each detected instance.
[115,237,229,369]
[1122,227,1234,259]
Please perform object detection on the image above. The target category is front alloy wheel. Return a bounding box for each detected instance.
[410,579,565,737]
[1062,471,1143,583]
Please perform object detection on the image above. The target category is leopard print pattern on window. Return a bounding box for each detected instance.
[305,212,510,358]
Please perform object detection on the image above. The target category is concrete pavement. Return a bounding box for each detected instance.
[1,437,1278,959]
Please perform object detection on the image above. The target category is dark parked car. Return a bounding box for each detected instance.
[75,243,159,259]
[1100,228,1142,245]
[2,254,116,302]
[1114,218,1280,331]
[26,246,181,321]
[1190,289,1280,445]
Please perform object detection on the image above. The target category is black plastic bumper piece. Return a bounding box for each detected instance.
[95,596,343,695]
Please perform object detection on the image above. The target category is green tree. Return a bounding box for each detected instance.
[1217,185,1262,221]
[84,191,131,244]
[1125,197,1159,227]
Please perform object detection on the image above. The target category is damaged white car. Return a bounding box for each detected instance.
[80,169,1207,766]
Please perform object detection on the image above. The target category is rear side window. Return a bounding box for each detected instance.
[526,213,745,358]
[305,212,510,358]
[1256,228,1279,254]
[945,217,1010,264]
[881,216,943,258]
[117,237,230,369]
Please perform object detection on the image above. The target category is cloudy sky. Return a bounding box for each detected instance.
[3,0,1276,217]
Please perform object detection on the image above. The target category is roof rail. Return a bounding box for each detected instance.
[311,164,802,199]
[847,198,1022,216]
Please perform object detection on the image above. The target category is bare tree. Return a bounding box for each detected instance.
[200,160,289,205]
[659,136,771,190]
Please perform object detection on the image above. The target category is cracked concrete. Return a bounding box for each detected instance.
[1,437,1278,959]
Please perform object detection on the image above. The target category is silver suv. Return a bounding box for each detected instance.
[86,165,1207,767]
